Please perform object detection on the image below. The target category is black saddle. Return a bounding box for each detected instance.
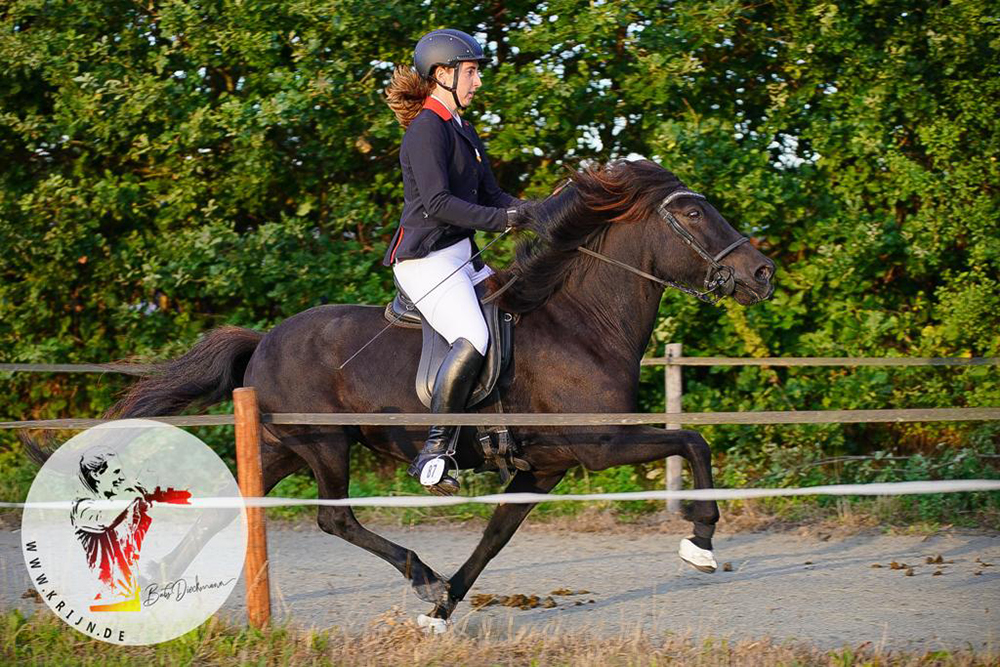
[384,280,514,409]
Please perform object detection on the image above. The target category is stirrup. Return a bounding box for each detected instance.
[409,421,462,494]
[426,476,460,496]
[408,452,460,495]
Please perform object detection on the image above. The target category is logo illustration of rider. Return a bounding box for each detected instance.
[70,446,191,612]
[23,419,245,644]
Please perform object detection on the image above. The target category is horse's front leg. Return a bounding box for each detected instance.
[421,469,566,628]
[570,425,720,572]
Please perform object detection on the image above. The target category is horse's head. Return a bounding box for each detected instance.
[494,160,775,313]
[650,188,775,306]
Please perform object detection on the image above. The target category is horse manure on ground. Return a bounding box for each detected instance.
[471,590,595,611]
[470,593,558,610]
[722,562,733,571]
[925,554,954,565]
[883,561,920,575]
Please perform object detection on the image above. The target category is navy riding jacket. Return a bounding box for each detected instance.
[383,96,521,266]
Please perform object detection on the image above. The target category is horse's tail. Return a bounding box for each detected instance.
[19,325,263,465]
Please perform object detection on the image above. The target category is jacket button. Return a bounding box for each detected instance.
[472,189,477,195]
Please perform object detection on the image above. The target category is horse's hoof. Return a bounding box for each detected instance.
[412,575,450,605]
[679,537,717,573]
[417,614,450,634]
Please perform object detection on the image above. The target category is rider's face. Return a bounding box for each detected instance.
[437,62,482,106]
[93,457,127,498]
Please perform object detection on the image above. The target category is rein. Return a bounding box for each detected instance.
[577,190,751,305]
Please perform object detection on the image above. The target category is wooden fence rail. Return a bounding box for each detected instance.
[2,407,999,431]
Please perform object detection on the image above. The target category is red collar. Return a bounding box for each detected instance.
[422,96,455,123]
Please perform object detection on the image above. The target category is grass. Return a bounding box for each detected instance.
[2,608,996,667]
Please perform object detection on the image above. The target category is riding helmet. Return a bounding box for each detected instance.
[413,29,489,80]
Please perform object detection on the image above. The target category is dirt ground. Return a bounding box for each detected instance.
[2,517,997,652]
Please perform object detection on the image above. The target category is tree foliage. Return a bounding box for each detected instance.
[1,0,998,483]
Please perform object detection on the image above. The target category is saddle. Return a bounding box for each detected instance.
[384,280,528,482]
[384,280,514,409]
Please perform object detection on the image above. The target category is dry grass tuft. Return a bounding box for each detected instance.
[3,608,996,666]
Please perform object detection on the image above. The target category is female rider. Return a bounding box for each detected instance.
[383,29,529,494]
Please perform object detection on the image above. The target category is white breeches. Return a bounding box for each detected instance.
[392,238,492,355]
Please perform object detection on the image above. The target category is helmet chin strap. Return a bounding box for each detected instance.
[435,66,467,110]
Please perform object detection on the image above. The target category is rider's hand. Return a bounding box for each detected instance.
[504,203,533,231]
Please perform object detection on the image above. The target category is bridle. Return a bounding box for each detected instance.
[577,189,755,305]
[658,189,750,300]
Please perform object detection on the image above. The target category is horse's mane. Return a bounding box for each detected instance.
[492,160,684,313]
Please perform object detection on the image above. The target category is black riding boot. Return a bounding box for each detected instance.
[408,338,485,495]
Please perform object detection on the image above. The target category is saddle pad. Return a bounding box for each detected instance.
[416,299,513,409]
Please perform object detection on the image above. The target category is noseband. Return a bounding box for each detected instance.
[578,190,750,304]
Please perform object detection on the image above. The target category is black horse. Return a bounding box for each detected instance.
[45,160,775,629]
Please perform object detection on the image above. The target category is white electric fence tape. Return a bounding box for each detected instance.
[3,479,998,510]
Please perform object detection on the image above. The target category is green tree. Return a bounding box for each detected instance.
[2,1,997,504]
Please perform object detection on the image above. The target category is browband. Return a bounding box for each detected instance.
[662,190,706,207]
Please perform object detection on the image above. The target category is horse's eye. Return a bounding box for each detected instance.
[687,210,701,220]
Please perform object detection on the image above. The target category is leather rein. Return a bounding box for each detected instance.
[577,190,751,305]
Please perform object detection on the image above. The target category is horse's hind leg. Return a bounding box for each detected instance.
[424,470,566,623]
[280,428,450,607]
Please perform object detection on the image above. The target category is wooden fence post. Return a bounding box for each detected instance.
[233,387,271,628]
[665,343,683,513]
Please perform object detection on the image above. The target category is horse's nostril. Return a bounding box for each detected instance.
[755,265,772,283]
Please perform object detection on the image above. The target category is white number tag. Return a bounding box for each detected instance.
[419,458,446,486]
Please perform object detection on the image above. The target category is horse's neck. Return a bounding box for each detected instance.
[546,224,664,365]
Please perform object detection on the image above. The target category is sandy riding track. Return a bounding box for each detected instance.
[2,523,997,651]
